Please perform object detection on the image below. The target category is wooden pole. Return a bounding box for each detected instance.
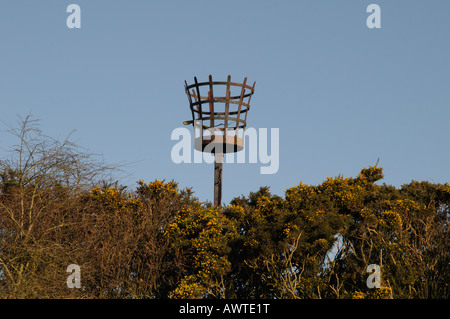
[214,153,223,206]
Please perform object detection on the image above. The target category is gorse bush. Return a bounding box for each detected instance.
[0,117,448,298]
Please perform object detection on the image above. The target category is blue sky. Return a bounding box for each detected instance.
[1,1,449,205]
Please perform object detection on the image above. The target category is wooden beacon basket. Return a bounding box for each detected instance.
[184,75,256,153]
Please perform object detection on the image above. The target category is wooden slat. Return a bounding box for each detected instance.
[208,74,215,128]
[236,77,247,128]
[194,77,203,121]
[185,80,195,125]
[224,75,231,138]
[244,81,256,125]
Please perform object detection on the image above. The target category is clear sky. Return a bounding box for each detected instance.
[1,1,449,205]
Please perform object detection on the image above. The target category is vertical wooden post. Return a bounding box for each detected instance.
[214,153,223,206]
